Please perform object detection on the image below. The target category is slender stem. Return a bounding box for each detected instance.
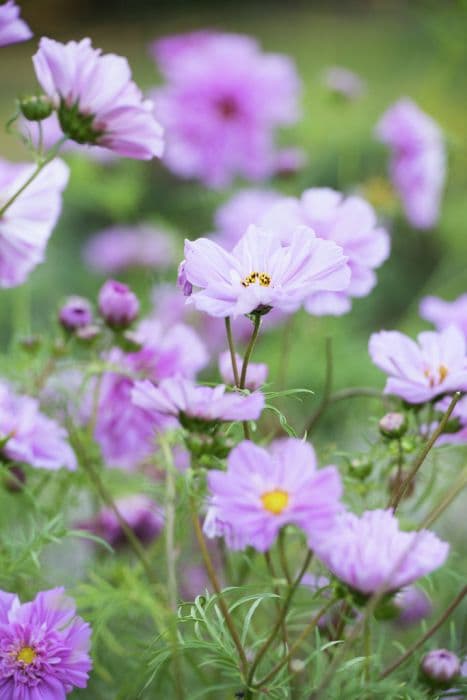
[305,338,333,435]
[224,317,240,386]
[419,467,467,530]
[363,616,371,682]
[390,392,462,511]
[379,585,467,679]
[240,315,261,389]
[264,552,290,664]
[328,387,385,403]
[278,529,292,585]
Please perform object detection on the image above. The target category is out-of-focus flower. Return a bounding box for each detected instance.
[59,295,93,330]
[218,351,268,390]
[0,1,32,47]
[98,279,140,329]
[273,147,307,177]
[369,326,467,403]
[203,439,342,552]
[375,98,445,229]
[314,509,449,595]
[33,37,164,159]
[421,650,461,687]
[83,224,175,274]
[379,412,408,439]
[150,31,300,187]
[0,158,69,288]
[80,494,164,547]
[0,587,92,697]
[440,659,467,699]
[393,585,432,627]
[420,294,467,340]
[213,188,282,251]
[0,383,76,470]
[322,66,366,100]
[435,394,467,446]
[132,377,264,428]
[261,188,389,315]
[182,223,350,318]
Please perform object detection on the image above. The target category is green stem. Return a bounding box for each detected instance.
[305,337,333,435]
[278,529,292,585]
[363,616,371,683]
[240,314,262,439]
[224,317,240,386]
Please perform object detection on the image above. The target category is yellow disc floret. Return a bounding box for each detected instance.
[241,271,272,288]
[16,646,37,665]
[261,489,289,515]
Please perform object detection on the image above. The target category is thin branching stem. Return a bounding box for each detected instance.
[224,317,240,387]
[305,338,333,435]
[239,314,262,439]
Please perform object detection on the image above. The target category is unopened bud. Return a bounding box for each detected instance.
[19,94,53,122]
[421,649,460,688]
[59,296,93,331]
[379,412,408,439]
[98,280,139,330]
[348,456,372,480]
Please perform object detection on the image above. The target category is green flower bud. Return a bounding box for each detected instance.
[348,456,372,480]
[19,94,53,121]
[379,412,408,439]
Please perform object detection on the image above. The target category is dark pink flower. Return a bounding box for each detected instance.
[98,280,140,329]
[58,296,93,330]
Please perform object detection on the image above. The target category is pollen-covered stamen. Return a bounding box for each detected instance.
[424,364,449,387]
[261,489,289,515]
[16,646,37,665]
[241,271,272,288]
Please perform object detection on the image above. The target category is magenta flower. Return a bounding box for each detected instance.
[218,351,268,391]
[33,37,164,159]
[261,187,390,315]
[150,31,300,187]
[0,158,69,288]
[314,509,449,595]
[369,326,467,404]
[203,438,343,552]
[323,66,366,100]
[83,224,174,274]
[420,294,467,340]
[132,377,264,427]
[0,587,91,697]
[182,223,350,318]
[376,98,445,229]
[59,296,93,330]
[0,1,32,47]
[80,494,164,547]
[0,383,76,471]
[98,279,140,329]
[213,188,282,251]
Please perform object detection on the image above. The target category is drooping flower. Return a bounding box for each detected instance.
[98,279,140,329]
[314,509,449,595]
[83,224,174,274]
[0,1,32,47]
[0,587,92,697]
[218,351,268,391]
[59,295,93,330]
[369,326,467,403]
[80,494,164,547]
[375,98,445,229]
[33,37,164,159]
[261,187,390,315]
[150,31,300,187]
[322,66,366,100]
[182,223,350,318]
[420,294,467,340]
[203,439,343,552]
[0,383,76,470]
[0,158,69,288]
[213,188,282,251]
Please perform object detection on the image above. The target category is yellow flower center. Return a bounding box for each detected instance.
[424,364,449,387]
[241,271,272,288]
[16,646,36,664]
[261,489,289,515]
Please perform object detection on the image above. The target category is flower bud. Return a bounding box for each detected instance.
[19,94,53,122]
[59,296,93,331]
[348,456,372,480]
[421,649,461,688]
[393,586,432,628]
[98,280,139,329]
[379,412,408,439]
[2,465,26,493]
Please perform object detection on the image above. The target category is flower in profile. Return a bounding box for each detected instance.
[369,326,467,403]
[218,351,268,391]
[261,187,390,315]
[420,294,467,340]
[33,37,164,159]
[0,1,32,47]
[182,223,350,318]
[83,224,174,274]
[323,66,366,100]
[80,494,164,547]
[375,98,445,229]
[0,383,76,470]
[59,295,93,330]
[314,509,449,595]
[213,188,282,251]
[0,158,69,288]
[98,279,140,329]
[0,587,91,696]
[150,31,300,187]
[203,439,343,551]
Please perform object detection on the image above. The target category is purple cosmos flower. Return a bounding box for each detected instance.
[0,1,32,47]
[213,188,282,251]
[182,223,350,318]
[0,158,69,288]
[261,188,390,315]
[0,587,91,697]
[393,585,432,627]
[421,650,461,687]
[33,37,164,159]
[420,294,467,340]
[150,31,300,187]
[203,439,343,552]
[323,66,366,100]
[314,509,449,595]
[375,98,445,229]
[59,295,93,330]
[98,279,140,329]
[80,494,164,547]
[83,224,174,274]
[369,326,467,404]
[132,377,264,427]
[218,351,268,391]
[0,383,76,471]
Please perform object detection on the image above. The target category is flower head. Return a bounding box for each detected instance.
[80,494,164,547]
[0,587,92,697]
[59,295,93,330]
[369,326,467,403]
[218,351,268,391]
[0,1,32,47]
[98,279,140,329]
[421,650,461,687]
[33,37,164,159]
[420,294,467,340]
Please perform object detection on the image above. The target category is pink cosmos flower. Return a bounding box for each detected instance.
[182,223,350,318]
[0,158,69,288]
[393,585,432,627]
[150,31,300,187]
[83,224,174,274]
[369,326,467,404]
[0,587,91,697]
[98,279,140,329]
[314,509,449,595]
[0,1,32,47]
[420,294,467,340]
[261,187,390,315]
[0,383,76,471]
[375,98,445,229]
[80,494,164,547]
[33,37,164,159]
[218,351,268,391]
[203,439,343,552]
[213,188,282,251]
[323,66,366,100]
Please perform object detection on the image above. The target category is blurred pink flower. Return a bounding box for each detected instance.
[218,351,268,390]
[213,188,282,251]
[323,66,366,100]
[420,294,467,339]
[80,494,164,547]
[98,279,140,329]
[435,394,467,446]
[0,1,32,47]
